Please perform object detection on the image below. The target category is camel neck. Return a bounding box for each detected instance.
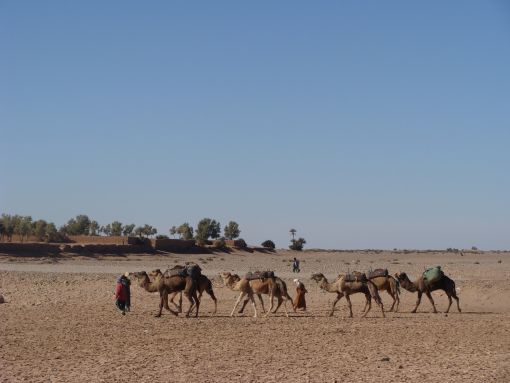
[401,278,417,293]
[140,278,159,293]
[321,278,336,293]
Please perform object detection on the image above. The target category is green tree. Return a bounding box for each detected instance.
[17,216,33,242]
[142,224,157,238]
[123,224,135,236]
[261,240,276,250]
[110,221,123,236]
[1,214,15,241]
[169,226,177,238]
[177,223,194,240]
[195,218,221,242]
[45,223,58,242]
[223,221,240,240]
[64,215,91,235]
[134,226,144,237]
[289,237,306,251]
[33,220,48,241]
[101,224,112,236]
[89,220,100,236]
[290,228,297,240]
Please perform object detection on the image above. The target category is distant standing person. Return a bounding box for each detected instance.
[292,257,300,273]
[293,279,307,311]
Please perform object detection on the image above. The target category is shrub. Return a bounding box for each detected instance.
[236,238,247,248]
[261,240,276,250]
[156,235,169,239]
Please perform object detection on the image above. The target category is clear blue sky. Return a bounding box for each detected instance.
[1,1,509,249]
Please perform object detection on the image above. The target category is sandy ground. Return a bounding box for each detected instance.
[1,250,509,382]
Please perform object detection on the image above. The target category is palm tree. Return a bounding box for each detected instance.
[290,228,296,240]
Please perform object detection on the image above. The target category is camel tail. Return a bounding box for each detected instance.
[395,278,401,296]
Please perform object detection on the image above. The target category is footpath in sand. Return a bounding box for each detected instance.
[1,250,509,382]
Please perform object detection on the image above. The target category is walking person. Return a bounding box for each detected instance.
[114,273,130,315]
[121,272,131,312]
[293,279,307,311]
[292,257,300,273]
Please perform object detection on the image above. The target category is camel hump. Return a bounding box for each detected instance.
[343,272,367,283]
[423,266,444,284]
[367,268,389,279]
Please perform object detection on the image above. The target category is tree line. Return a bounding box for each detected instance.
[0,214,156,243]
[0,213,306,250]
[0,214,245,245]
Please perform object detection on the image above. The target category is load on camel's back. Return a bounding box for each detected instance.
[166,263,202,280]
[244,270,275,280]
[423,266,444,285]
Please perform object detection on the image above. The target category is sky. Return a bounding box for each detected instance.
[1,1,509,249]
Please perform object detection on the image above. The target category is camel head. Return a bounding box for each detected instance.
[131,271,150,284]
[394,272,409,283]
[311,273,326,284]
[131,271,148,279]
[219,272,233,285]
[149,269,163,277]
[219,272,242,287]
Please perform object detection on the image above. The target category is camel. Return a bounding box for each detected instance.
[395,271,461,313]
[152,268,217,314]
[238,275,293,315]
[311,273,385,318]
[219,272,258,318]
[366,274,400,312]
[130,270,199,318]
[220,272,291,317]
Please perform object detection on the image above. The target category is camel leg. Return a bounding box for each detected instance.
[231,292,246,317]
[425,291,438,313]
[378,299,385,318]
[412,291,423,313]
[156,292,165,317]
[330,293,342,317]
[387,290,396,312]
[265,293,275,317]
[362,294,373,318]
[239,298,249,313]
[288,293,296,313]
[249,293,258,318]
[206,288,217,315]
[241,294,264,313]
[453,291,461,312]
[345,295,354,318]
[282,296,289,318]
[257,294,266,313]
[192,290,200,318]
[184,292,194,317]
[445,293,453,313]
[361,295,369,314]
[394,288,400,312]
[158,291,178,317]
[170,291,183,313]
[175,291,182,313]
[272,296,283,313]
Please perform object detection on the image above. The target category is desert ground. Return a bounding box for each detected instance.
[1,250,509,382]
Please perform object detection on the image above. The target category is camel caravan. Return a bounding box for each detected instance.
[125,264,460,318]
